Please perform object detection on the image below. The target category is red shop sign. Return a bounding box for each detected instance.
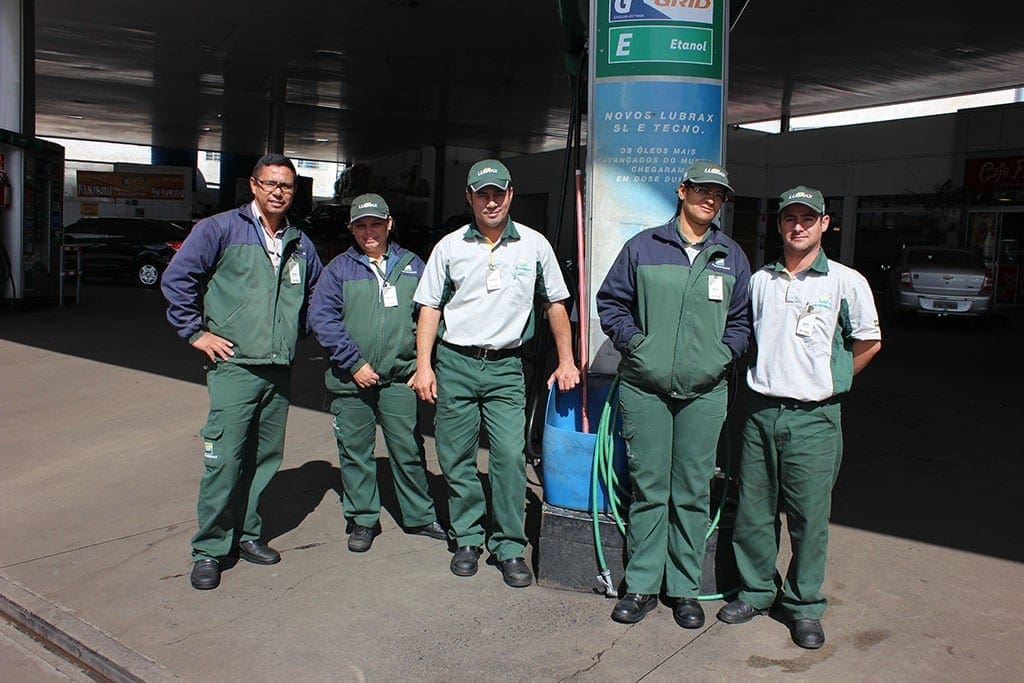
[964,156,1024,191]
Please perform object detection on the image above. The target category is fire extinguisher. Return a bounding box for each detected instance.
[0,169,12,209]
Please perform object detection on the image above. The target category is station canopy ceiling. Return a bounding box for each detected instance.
[34,0,1024,163]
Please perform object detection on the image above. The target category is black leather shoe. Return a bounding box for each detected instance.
[673,598,705,629]
[499,557,533,587]
[717,599,768,624]
[190,559,220,590]
[406,521,447,541]
[347,525,376,553]
[238,540,281,565]
[450,546,482,577]
[791,619,825,649]
[611,593,658,624]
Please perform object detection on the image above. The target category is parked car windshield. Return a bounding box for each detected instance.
[908,249,984,269]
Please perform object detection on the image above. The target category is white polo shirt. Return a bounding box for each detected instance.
[747,250,881,402]
[414,220,569,349]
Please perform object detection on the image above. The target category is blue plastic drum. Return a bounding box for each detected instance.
[541,376,627,512]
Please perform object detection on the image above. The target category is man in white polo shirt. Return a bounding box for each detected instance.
[411,159,580,587]
[717,186,881,649]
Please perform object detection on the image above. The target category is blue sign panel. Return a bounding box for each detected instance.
[609,0,714,25]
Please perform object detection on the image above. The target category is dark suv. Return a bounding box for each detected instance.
[63,217,189,288]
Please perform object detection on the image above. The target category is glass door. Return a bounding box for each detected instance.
[969,210,1024,304]
[996,212,1024,303]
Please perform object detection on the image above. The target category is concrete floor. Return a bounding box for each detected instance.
[1,284,1022,681]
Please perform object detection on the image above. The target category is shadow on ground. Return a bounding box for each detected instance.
[3,284,1023,563]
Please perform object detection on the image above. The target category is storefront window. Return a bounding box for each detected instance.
[966,212,998,263]
[995,213,1024,303]
[998,214,1024,265]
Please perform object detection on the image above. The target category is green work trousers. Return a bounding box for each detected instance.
[732,392,843,620]
[192,362,291,562]
[618,379,728,597]
[433,344,527,561]
[330,381,436,529]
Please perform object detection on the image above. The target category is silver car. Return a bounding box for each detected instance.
[888,247,993,318]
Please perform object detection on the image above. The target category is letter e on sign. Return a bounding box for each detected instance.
[616,33,633,57]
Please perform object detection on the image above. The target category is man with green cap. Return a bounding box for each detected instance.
[597,160,752,628]
[717,185,881,649]
[309,193,445,553]
[411,159,580,587]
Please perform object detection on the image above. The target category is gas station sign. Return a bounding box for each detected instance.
[587,0,727,370]
[607,25,713,65]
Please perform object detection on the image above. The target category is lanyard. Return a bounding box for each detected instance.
[369,256,390,285]
[484,235,502,270]
[370,255,399,307]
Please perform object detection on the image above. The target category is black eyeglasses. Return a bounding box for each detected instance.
[252,178,295,194]
[687,184,728,203]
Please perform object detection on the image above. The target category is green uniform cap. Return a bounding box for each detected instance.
[681,160,733,193]
[779,186,825,214]
[467,159,512,191]
[350,193,390,222]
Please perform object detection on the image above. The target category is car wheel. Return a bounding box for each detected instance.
[136,261,162,288]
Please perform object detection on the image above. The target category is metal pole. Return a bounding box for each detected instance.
[575,169,589,433]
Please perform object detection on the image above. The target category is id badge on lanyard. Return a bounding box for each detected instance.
[708,274,724,301]
[796,306,815,337]
[382,283,399,308]
[486,267,503,291]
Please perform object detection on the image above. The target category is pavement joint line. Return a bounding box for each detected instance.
[0,521,193,570]
[0,570,177,682]
[637,622,717,681]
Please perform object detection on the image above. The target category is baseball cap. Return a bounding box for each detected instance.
[349,193,390,222]
[681,160,734,193]
[778,186,826,214]
[467,159,512,191]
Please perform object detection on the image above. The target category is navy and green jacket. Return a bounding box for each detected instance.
[161,204,323,366]
[596,220,752,399]
[308,242,424,395]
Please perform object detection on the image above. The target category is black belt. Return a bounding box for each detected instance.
[440,340,521,361]
[756,393,842,410]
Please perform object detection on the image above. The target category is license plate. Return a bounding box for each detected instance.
[933,300,957,310]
